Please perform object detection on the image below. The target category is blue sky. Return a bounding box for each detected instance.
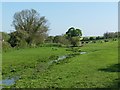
[2,2,118,36]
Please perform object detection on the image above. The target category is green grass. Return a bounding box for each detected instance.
[2,40,119,88]
[2,47,71,78]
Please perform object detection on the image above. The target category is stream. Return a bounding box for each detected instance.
[49,51,87,64]
[1,51,87,87]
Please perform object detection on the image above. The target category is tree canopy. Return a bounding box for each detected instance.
[66,27,82,46]
[66,27,82,38]
[9,9,49,47]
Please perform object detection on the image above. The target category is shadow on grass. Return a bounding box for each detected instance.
[98,64,120,88]
[106,78,120,88]
[98,64,120,72]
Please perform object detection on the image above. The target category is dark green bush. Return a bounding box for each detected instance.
[92,41,96,43]
[104,39,109,42]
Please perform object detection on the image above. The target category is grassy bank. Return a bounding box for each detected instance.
[2,40,119,88]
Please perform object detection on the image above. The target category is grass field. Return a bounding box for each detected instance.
[2,40,119,88]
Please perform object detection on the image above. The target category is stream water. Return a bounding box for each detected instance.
[1,51,87,87]
[80,52,86,54]
[49,51,87,64]
[49,55,68,64]
[0,76,19,88]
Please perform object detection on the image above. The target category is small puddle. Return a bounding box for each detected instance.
[58,55,67,60]
[80,52,86,54]
[0,76,19,87]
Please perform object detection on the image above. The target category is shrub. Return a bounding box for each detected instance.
[16,40,28,48]
[2,41,11,52]
[86,41,89,44]
[81,42,84,44]
[104,39,109,42]
[92,41,96,43]
[113,38,117,41]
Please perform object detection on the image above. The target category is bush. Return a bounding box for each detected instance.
[92,41,96,43]
[100,40,103,43]
[16,40,28,48]
[85,41,89,44]
[113,38,117,41]
[104,39,109,42]
[2,41,11,52]
[81,42,84,44]
[71,37,81,47]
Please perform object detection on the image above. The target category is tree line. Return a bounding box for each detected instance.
[1,9,119,51]
[1,9,82,49]
[81,31,120,42]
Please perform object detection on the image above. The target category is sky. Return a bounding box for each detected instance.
[0,3,2,33]
[1,2,118,36]
[1,0,119,2]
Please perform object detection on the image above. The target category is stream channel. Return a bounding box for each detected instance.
[1,51,87,88]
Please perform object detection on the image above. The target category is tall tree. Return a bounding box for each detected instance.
[66,27,82,37]
[11,9,49,46]
[66,27,82,46]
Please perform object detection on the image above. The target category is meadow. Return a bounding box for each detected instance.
[2,40,119,88]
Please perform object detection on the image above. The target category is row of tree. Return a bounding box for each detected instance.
[1,9,119,49]
[45,31,119,45]
[103,32,120,39]
[45,27,82,46]
[2,26,82,48]
[2,9,82,48]
[81,32,119,42]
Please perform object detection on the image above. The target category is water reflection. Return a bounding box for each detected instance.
[0,76,19,87]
